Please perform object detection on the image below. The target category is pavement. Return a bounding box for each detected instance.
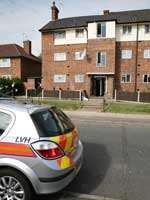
[35,111,150,200]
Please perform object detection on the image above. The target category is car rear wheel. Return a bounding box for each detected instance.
[0,168,32,200]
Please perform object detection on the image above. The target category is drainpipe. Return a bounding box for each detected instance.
[135,24,139,92]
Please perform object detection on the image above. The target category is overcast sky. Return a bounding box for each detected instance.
[0,0,149,56]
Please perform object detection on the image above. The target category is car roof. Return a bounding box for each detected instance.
[0,100,48,114]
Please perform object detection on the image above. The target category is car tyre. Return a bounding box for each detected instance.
[0,168,32,200]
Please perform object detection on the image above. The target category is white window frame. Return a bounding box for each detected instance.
[96,52,107,67]
[122,25,132,35]
[121,50,132,59]
[54,53,66,61]
[54,31,66,39]
[145,24,150,34]
[97,23,106,38]
[143,74,150,83]
[0,58,11,68]
[75,29,84,38]
[75,50,86,60]
[75,74,84,83]
[144,49,150,59]
[54,75,66,83]
[121,74,131,83]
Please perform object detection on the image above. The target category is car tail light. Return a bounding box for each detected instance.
[31,141,64,160]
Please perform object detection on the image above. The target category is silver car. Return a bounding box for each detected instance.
[0,100,83,200]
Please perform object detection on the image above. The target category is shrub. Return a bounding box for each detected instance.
[0,77,24,96]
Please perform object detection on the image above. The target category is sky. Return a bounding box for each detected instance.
[0,0,150,56]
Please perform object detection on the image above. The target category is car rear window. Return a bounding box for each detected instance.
[31,108,75,137]
[0,112,12,136]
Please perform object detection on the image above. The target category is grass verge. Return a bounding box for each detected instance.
[32,99,83,110]
[106,101,150,114]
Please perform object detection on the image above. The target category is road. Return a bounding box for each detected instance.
[37,112,150,200]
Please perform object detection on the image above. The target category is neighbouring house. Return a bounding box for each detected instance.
[40,1,150,98]
[0,41,41,90]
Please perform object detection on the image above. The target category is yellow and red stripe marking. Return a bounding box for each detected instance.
[50,128,79,169]
[0,142,36,157]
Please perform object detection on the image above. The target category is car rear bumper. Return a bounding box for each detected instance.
[37,159,82,194]
[36,154,83,194]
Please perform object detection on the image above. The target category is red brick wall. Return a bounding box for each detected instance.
[136,41,150,92]
[116,41,150,93]
[0,58,21,78]
[42,32,116,96]
[115,42,137,92]
[21,57,41,81]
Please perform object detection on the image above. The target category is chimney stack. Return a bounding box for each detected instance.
[23,40,32,55]
[103,10,110,15]
[51,1,59,21]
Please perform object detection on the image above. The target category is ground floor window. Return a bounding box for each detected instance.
[54,75,66,83]
[0,58,11,68]
[75,74,84,82]
[143,74,150,83]
[121,74,131,83]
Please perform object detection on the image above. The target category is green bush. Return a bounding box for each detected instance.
[0,77,24,96]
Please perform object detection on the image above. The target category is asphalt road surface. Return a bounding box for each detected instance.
[36,112,150,200]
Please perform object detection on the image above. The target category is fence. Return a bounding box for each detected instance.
[114,90,150,103]
[26,89,82,101]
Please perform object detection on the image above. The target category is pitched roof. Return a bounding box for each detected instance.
[0,44,41,62]
[40,9,150,32]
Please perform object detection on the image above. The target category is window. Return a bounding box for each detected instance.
[121,74,131,83]
[76,29,84,38]
[54,31,66,39]
[144,49,150,59]
[97,52,107,67]
[0,112,11,136]
[145,24,150,34]
[0,58,11,68]
[121,50,132,59]
[143,75,150,83]
[97,23,106,37]
[122,25,132,34]
[54,75,66,83]
[31,108,74,137]
[54,53,66,61]
[75,74,84,83]
[75,50,86,60]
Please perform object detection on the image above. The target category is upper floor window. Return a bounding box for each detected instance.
[145,24,150,34]
[0,112,12,136]
[144,49,150,59]
[122,25,132,34]
[54,31,66,39]
[76,29,84,38]
[75,74,84,83]
[121,74,131,83]
[97,23,106,37]
[54,74,66,83]
[0,58,11,68]
[96,52,107,67]
[143,74,150,83]
[121,50,132,59]
[75,50,86,60]
[54,53,66,61]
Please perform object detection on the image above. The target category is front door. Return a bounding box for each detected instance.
[91,76,106,97]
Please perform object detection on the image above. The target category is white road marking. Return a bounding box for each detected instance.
[63,191,120,200]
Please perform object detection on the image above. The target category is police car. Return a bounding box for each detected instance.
[0,100,83,200]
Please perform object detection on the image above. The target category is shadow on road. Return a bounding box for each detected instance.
[66,142,111,194]
[35,142,111,199]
